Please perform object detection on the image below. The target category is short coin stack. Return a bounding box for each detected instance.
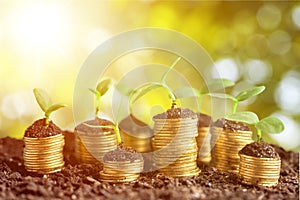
[100,159,144,182]
[152,116,200,177]
[24,134,64,173]
[211,127,253,173]
[239,154,281,186]
[100,146,144,182]
[119,115,153,153]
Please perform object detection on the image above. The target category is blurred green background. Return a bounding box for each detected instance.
[0,1,299,151]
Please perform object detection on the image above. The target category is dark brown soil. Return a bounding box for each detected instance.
[75,118,115,134]
[239,142,280,159]
[153,107,197,119]
[24,118,62,138]
[119,115,153,137]
[103,145,143,162]
[0,132,298,200]
[213,118,251,132]
[197,113,212,128]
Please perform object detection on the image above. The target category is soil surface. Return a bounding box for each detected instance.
[197,113,212,128]
[153,107,197,119]
[103,145,143,163]
[119,115,153,137]
[0,132,298,200]
[24,118,61,138]
[75,118,114,134]
[239,142,280,159]
[213,118,251,132]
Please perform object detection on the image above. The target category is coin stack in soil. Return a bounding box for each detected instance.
[100,146,144,182]
[75,119,117,164]
[119,114,153,153]
[211,118,253,173]
[152,106,200,177]
[196,113,212,165]
[238,142,281,186]
[24,134,65,173]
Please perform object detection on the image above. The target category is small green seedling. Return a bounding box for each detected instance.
[83,95,123,144]
[173,78,235,108]
[225,111,285,142]
[127,57,182,111]
[209,86,266,114]
[33,88,67,125]
[89,79,113,117]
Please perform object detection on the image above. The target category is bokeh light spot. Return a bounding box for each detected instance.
[212,58,240,82]
[275,70,300,115]
[244,59,272,84]
[268,30,291,55]
[292,5,300,29]
[257,4,281,30]
[269,112,300,151]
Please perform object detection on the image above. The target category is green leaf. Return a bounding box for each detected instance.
[204,78,235,93]
[161,57,182,83]
[33,88,52,112]
[130,83,162,105]
[96,78,112,96]
[226,111,259,125]
[45,103,67,117]
[255,116,285,134]
[235,86,265,102]
[173,87,200,99]
[208,93,236,101]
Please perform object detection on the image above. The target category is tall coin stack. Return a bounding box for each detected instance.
[75,119,117,164]
[152,107,200,177]
[24,134,65,173]
[211,126,253,173]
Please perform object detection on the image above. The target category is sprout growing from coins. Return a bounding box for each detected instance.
[85,79,122,144]
[225,111,285,142]
[209,86,266,114]
[33,88,67,125]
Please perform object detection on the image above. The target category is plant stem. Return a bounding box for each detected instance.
[45,114,49,125]
[162,84,176,102]
[257,129,262,142]
[95,95,101,117]
[114,123,122,144]
[232,99,238,114]
[161,57,182,84]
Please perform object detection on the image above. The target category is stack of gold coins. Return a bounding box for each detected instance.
[24,134,64,173]
[100,159,144,182]
[239,153,281,186]
[119,115,153,153]
[152,117,200,177]
[76,130,117,164]
[75,119,118,164]
[211,127,253,173]
[196,127,211,165]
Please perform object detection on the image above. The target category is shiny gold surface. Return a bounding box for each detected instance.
[152,118,200,177]
[211,128,253,173]
[239,153,281,187]
[24,134,64,173]
[196,127,211,165]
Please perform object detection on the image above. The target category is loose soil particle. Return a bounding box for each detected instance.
[197,113,212,128]
[75,118,114,134]
[0,132,298,200]
[239,142,280,159]
[213,118,251,132]
[24,118,61,138]
[153,107,197,119]
[103,145,143,162]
